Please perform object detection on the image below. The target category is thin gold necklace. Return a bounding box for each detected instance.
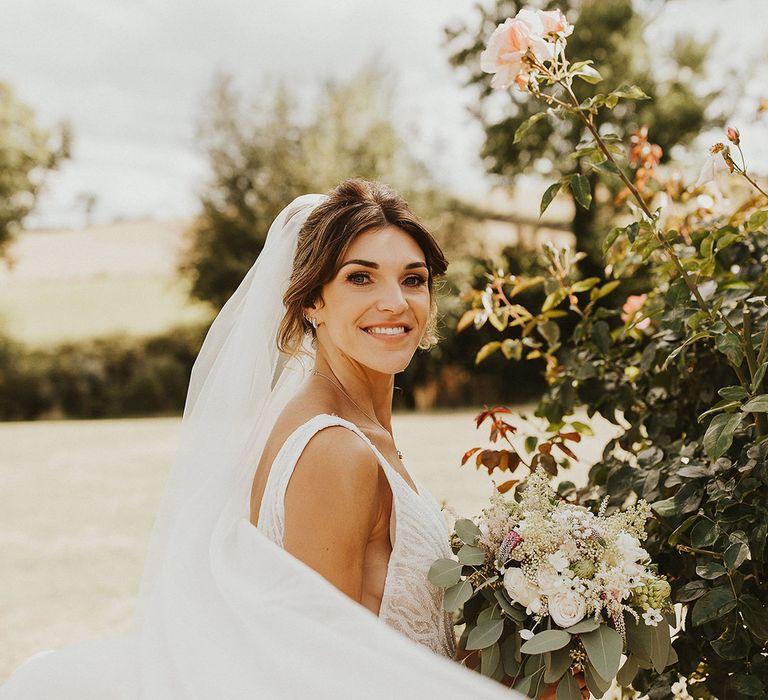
[311,369,403,460]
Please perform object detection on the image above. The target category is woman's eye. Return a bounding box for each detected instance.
[404,275,427,287]
[346,272,370,285]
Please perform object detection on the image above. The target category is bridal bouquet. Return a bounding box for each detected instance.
[430,470,674,698]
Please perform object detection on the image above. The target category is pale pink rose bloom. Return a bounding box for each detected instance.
[695,151,730,190]
[621,294,650,330]
[536,9,574,37]
[480,14,553,90]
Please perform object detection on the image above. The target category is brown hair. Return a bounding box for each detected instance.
[278,178,448,356]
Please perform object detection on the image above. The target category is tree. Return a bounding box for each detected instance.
[181,64,456,310]
[0,82,71,257]
[444,0,719,275]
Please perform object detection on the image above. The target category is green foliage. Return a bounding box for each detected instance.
[0,82,70,255]
[455,6,768,695]
[444,0,717,274]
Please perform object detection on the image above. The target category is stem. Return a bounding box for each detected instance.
[757,322,768,366]
[675,544,723,559]
[737,169,768,200]
[743,308,767,435]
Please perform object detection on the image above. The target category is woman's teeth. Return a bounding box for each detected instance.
[365,326,406,335]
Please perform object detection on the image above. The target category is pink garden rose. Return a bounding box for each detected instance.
[535,9,574,38]
[480,9,560,90]
[621,294,650,330]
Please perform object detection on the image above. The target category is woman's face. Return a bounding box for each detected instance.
[310,224,431,375]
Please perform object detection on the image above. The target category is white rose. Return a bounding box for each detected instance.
[617,532,647,563]
[504,567,541,611]
[547,590,586,628]
[548,550,570,572]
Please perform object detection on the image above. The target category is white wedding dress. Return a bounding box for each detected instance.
[0,193,515,699]
[256,412,456,658]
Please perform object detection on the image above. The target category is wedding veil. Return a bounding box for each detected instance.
[1,194,513,699]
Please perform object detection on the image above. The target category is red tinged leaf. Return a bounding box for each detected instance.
[559,431,582,443]
[555,442,578,460]
[539,453,558,476]
[497,479,518,494]
[538,442,552,454]
[461,446,482,466]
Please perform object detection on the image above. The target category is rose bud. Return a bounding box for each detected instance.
[726,127,740,146]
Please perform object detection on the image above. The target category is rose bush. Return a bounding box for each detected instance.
[458,5,768,698]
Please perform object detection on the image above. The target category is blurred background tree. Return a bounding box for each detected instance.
[180,63,472,310]
[0,81,71,257]
[444,0,720,276]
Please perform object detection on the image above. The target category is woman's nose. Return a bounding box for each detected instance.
[376,280,408,314]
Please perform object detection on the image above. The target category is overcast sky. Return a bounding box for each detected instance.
[2,0,766,229]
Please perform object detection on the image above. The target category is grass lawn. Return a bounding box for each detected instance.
[0,409,620,682]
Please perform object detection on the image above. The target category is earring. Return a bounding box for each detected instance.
[304,314,318,329]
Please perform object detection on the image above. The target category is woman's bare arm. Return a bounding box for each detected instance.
[283,427,380,603]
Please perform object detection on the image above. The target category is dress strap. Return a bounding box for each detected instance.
[256,413,389,546]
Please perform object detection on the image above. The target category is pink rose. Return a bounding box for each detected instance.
[480,13,554,90]
[536,9,574,38]
[621,294,650,330]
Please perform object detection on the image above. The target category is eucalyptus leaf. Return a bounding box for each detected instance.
[584,662,611,698]
[521,629,571,654]
[480,642,501,677]
[427,558,462,588]
[465,618,505,650]
[556,671,582,700]
[564,619,600,634]
[580,626,622,681]
[501,636,520,676]
[443,579,473,612]
[457,544,486,566]
[454,518,481,545]
[650,621,671,673]
[544,645,573,683]
[616,655,639,686]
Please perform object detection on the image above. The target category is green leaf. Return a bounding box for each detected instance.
[592,279,620,301]
[730,674,766,697]
[574,64,603,84]
[569,421,595,436]
[567,173,592,209]
[668,514,699,546]
[580,626,622,681]
[591,159,621,176]
[465,618,505,650]
[740,593,768,641]
[650,621,671,673]
[751,363,767,393]
[676,580,709,603]
[542,288,567,313]
[696,562,727,580]
[475,341,501,364]
[691,520,719,548]
[610,84,650,100]
[564,618,600,634]
[715,332,745,366]
[746,209,768,232]
[427,558,462,588]
[455,518,481,545]
[521,629,571,654]
[556,671,582,700]
[742,394,768,412]
[602,227,622,255]
[540,182,563,216]
[692,586,737,626]
[501,636,520,676]
[514,112,547,144]
[719,385,749,401]
[494,589,525,621]
[544,645,573,683]
[724,541,750,570]
[480,641,501,677]
[616,655,639,686]
[592,321,611,354]
[584,662,611,697]
[457,544,486,566]
[443,579,473,612]
[524,436,538,453]
[711,625,751,660]
[703,412,742,460]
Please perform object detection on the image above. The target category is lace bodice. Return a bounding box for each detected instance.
[256,413,456,658]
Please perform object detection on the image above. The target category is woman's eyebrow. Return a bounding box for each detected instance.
[338,259,428,270]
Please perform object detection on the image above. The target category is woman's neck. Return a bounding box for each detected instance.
[312,354,395,433]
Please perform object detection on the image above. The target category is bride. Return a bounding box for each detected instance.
[1,179,519,699]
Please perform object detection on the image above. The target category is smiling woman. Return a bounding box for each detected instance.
[1,179,512,699]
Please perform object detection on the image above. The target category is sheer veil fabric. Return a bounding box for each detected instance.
[1,195,516,699]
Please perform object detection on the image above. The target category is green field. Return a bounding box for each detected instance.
[0,409,619,682]
[0,274,213,347]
